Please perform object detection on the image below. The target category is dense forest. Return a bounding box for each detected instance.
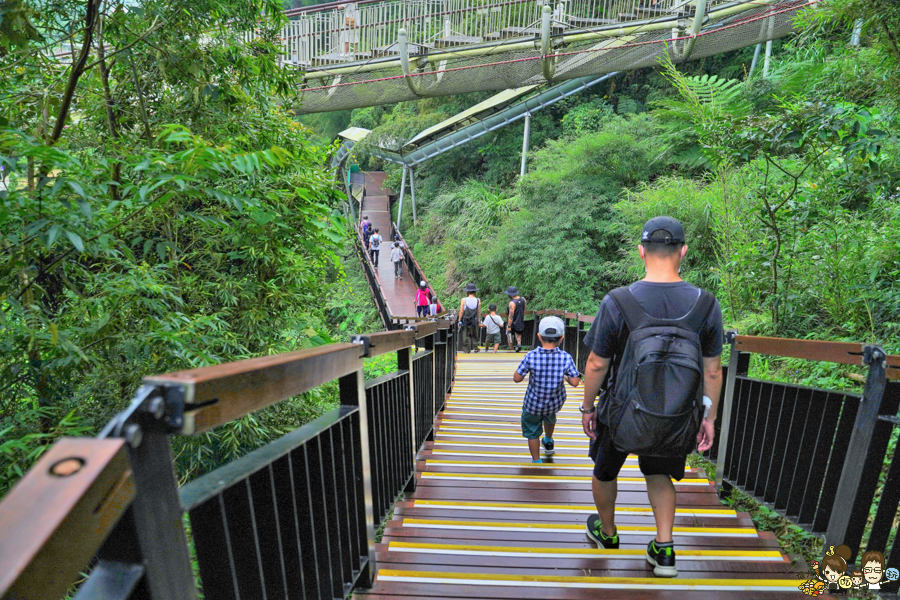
[318,0,900,381]
[0,0,388,494]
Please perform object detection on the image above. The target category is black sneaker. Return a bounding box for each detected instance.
[585,515,619,549]
[646,540,677,577]
[542,437,555,456]
[515,345,522,352]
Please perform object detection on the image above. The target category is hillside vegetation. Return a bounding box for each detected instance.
[0,0,382,494]
[332,1,900,374]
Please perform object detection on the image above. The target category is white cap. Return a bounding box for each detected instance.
[538,316,565,339]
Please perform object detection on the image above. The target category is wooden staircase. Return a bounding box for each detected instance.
[355,353,807,599]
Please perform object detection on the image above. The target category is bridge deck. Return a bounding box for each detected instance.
[355,353,807,599]
[360,172,420,318]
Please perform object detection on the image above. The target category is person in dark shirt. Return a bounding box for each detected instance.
[579,216,724,578]
[506,286,527,352]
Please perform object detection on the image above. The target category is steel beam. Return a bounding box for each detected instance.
[396,165,408,229]
[520,112,532,178]
[369,72,618,168]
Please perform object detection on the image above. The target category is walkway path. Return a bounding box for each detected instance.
[356,353,806,599]
[360,171,420,318]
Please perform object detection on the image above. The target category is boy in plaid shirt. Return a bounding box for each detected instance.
[513,316,581,462]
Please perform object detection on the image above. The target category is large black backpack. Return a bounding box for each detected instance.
[603,286,714,457]
[461,300,479,327]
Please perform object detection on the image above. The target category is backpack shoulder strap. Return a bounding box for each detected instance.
[607,287,651,332]
[680,290,716,329]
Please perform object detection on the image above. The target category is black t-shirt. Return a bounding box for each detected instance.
[510,297,526,330]
[584,281,724,395]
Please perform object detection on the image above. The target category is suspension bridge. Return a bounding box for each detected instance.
[274,0,817,113]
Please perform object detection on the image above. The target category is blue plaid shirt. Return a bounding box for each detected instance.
[516,347,579,416]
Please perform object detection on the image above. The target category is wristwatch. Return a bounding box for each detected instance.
[578,404,596,414]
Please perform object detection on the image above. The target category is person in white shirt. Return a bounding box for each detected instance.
[481,303,504,353]
[368,228,382,267]
[390,242,404,279]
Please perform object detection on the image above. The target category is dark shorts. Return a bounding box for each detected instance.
[521,410,556,439]
[485,331,501,345]
[592,421,686,482]
[511,325,524,334]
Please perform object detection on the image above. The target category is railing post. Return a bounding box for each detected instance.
[98,385,198,600]
[398,343,417,492]
[715,331,748,499]
[339,368,378,587]
[422,330,437,421]
[825,345,891,560]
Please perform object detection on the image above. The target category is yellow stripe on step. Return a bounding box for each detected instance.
[420,472,709,485]
[386,542,784,561]
[424,459,697,473]
[399,519,757,536]
[411,499,738,516]
[375,570,798,590]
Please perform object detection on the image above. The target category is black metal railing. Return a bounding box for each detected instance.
[708,333,900,574]
[434,325,451,412]
[0,323,460,600]
[181,404,367,600]
[576,316,593,375]
[366,368,414,525]
[412,347,435,449]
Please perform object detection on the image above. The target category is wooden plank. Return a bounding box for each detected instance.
[366,330,417,357]
[410,321,438,339]
[146,343,363,434]
[734,336,864,365]
[0,438,135,600]
[737,336,900,380]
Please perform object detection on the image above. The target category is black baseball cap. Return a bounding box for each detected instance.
[641,216,685,245]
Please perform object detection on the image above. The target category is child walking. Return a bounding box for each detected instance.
[390,241,404,279]
[513,316,581,462]
[481,303,504,353]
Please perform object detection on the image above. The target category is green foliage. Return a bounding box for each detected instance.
[389,24,900,358]
[561,99,616,136]
[0,0,362,494]
[797,0,900,103]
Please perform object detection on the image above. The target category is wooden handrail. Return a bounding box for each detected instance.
[734,335,899,380]
[405,320,438,338]
[146,343,365,434]
[0,438,135,600]
[363,329,416,357]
